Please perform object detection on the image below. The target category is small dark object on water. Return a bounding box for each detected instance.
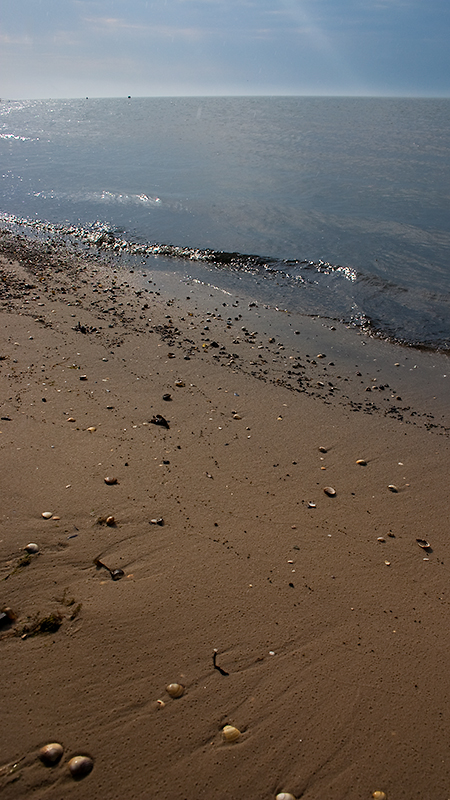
[213,649,229,676]
[162,393,172,401]
[94,556,124,580]
[150,414,170,429]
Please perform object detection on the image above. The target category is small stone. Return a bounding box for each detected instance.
[318,446,327,453]
[79,375,88,381]
[162,393,172,401]
[86,426,96,432]
[68,755,94,780]
[372,792,387,800]
[356,459,367,466]
[323,486,336,497]
[42,511,53,519]
[39,742,64,766]
[106,516,115,526]
[25,543,39,553]
[67,417,76,422]
[388,485,399,493]
[104,476,118,485]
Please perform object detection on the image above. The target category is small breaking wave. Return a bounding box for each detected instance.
[1,212,449,353]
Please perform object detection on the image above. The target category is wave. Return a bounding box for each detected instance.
[1,212,449,354]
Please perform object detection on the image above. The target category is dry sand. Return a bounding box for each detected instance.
[1,229,450,800]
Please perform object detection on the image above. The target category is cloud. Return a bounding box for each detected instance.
[0,32,32,45]
[83,16,205,40]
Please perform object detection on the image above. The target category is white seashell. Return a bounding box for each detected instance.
[388,484,398,493]
[104,476,118,485]
[86,426,96,432]
[39,742,64,766]
[318,446,327,453]
[276,794,296,800]
[106,516,115,526]
[25,543,39,553]
[356,459,367,466]
[165,683,184,698]
[42,511,53,519]
[372,792,387,800]
[232,413,242,420]
[323,486,336,497]
[222,724,240,742]
[68,755,94,779]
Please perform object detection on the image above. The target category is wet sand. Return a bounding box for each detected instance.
[1,229,450,800]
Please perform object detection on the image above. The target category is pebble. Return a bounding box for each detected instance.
[39,742,64,766]
[276,794,296,800]
[104,476,118,485]
[106,516,115,526]
[356,459,367,466]
[388,485,399,493]
[323,486,336,497]
[41,511,53,519]
[372,793,387,800]
[318,446,327,453]
[25,543,39,553]
[68,755,94,780]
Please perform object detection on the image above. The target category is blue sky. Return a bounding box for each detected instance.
[1,0,449,98]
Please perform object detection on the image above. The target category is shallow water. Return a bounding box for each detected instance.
[1,96,450,350]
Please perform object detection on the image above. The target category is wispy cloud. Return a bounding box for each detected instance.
[83,16,205,40]
[0,32,32,45]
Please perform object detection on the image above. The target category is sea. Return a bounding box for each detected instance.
[1,96,450,353]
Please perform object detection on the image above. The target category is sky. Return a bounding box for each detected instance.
[1,0,449,99]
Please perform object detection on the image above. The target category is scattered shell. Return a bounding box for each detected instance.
[317,353,326,358]
[150,517,164,526]
[166,683,184,698]
[372,792,387,800]
[39,742,64,766]
[232,413,242,420]
[384,561,391,566]
[356,459,367,466]
[79,375,88,381]
[162,393,172,401]
[377,537,386,543]
[307,502,316,508]
[68,755,94,780]
[323,486,336,497]
[388,485,399,493]
[175,380,185,387]
[111,569,124,581]
[25,543,39,554]
[41,511,53,519]
[416,538,431,550]
[67,417,76,422]
[222,725,241,742]
[104,476,118,485]
[106,516,115,526]
[318,446,327,453]
[276,794,296,800]
[86,426,96,432]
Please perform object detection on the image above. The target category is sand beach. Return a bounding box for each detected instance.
[1,229,450,799]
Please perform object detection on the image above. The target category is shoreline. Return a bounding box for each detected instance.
[1,229,450,799]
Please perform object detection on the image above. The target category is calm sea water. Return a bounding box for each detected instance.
[1,96,450,351]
